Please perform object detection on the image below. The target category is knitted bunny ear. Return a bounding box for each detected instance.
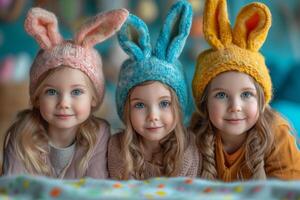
[154,0,192,63]
[75,8,129,48]
[203,0,232,49]
[117,14,151,61]
[24,7,63,50]
[233,3,271,51]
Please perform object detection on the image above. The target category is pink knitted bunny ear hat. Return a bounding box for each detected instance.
[24,7,128,106]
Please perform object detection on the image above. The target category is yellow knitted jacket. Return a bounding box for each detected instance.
[213,119,300,182]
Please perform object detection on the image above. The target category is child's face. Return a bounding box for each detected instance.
[207,71,259,137]
[129,81,176,143]
[38,67,97,133]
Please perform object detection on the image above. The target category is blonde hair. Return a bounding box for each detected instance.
[190,78,291,180]
[4,66,100,177]
[119,81,188,180]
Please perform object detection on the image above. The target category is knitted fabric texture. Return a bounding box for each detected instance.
[24,7,128,105]
[192,0,272,105]
[108,131,199,179]
[116,0,193,121]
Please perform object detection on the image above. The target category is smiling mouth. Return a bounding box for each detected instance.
[55,114,74,119]
[145,127,163,131]
[225,119,245,123]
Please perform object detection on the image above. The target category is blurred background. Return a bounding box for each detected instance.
[1,0,300,149]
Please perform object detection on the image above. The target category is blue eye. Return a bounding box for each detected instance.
[241,91,253,99]
[159,100,171,108]
[134,102,145,109]
[215,92,227,99]
[71,89,83,96]
[46,89,58,96]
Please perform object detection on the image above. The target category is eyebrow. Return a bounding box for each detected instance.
[71,84,87,88]
[43,84,87,88]
[211,87,227,92]
[130,95,171,101]
[211,87,256,92]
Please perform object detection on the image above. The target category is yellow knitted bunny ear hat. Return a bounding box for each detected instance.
[192,0,272,105]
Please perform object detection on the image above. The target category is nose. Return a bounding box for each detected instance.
[147,107,159,121]
[57,94,70,109]
[228,98,242,112]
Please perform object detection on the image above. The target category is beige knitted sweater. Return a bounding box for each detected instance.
[108,131,199,180]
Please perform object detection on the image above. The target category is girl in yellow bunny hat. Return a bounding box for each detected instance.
[190,0,300,181]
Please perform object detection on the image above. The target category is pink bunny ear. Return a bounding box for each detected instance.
[24,7,63,50]
[75,8,129,48]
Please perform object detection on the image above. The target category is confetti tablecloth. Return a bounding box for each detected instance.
[0,175,300,199]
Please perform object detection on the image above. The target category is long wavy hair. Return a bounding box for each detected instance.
[120,81,188,180]
[190,79,291,180]
[4,66,101,177]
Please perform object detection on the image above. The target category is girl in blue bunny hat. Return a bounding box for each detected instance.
[108,0,199,180]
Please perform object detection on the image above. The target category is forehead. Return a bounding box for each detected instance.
[130,81,171,99]
[209,71,256,90]
[44,67,90,85]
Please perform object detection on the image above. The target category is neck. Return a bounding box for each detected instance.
[48,126,78,148]
[218,131,247,154]
[140,138,161,161]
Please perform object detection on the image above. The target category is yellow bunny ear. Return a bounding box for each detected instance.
[233,2,271,51]
[203,0,232,49]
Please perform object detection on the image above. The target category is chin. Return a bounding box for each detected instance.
[145,136,163,142]
[222,129,247,136]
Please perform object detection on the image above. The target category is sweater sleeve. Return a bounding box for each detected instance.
[85,119,110,179]
[265,124,300,180]
[107,132,127,179]
[3,133,28,175]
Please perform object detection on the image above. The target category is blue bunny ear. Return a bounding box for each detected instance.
[117,14,151,61]
[154,0,193,63]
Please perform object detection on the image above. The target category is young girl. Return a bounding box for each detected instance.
[191,0,300,181]
[108,1,199,180]
[3,7,128,178]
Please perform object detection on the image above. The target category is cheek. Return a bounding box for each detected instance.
[39,97,53,116]
[130,110,144,130]
[208,99,224,122]
[163,109,175,126]
[245,101,259,120]
[74,100,92,115]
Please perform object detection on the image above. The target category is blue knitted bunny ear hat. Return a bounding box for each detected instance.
[116,0,193,121]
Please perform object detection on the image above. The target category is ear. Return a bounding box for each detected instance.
[75,8,129,48]
[153,0,193,63]
[117,14,152,61]
[232,2,271,51]
[203,0,232,49]
[24,7,63,50]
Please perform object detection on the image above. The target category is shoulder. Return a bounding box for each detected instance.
[267,113,299,157]
[107,132,125,179]
[4,131,16,157]
[94,118,111,143]
[4,130,19,157]
[95,118,111,133]
[178,129,199,176]
[185,129,197,148]
[271,114,294,143]
[185,130,197,154]
[183,130,199,162]
[108,131,124,151]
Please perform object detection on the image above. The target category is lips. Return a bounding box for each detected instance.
[55,114,74,119]
[224,118,245,124]
[145,126,163,131]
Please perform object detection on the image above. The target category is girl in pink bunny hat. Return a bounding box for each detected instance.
[3,7,128,179]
